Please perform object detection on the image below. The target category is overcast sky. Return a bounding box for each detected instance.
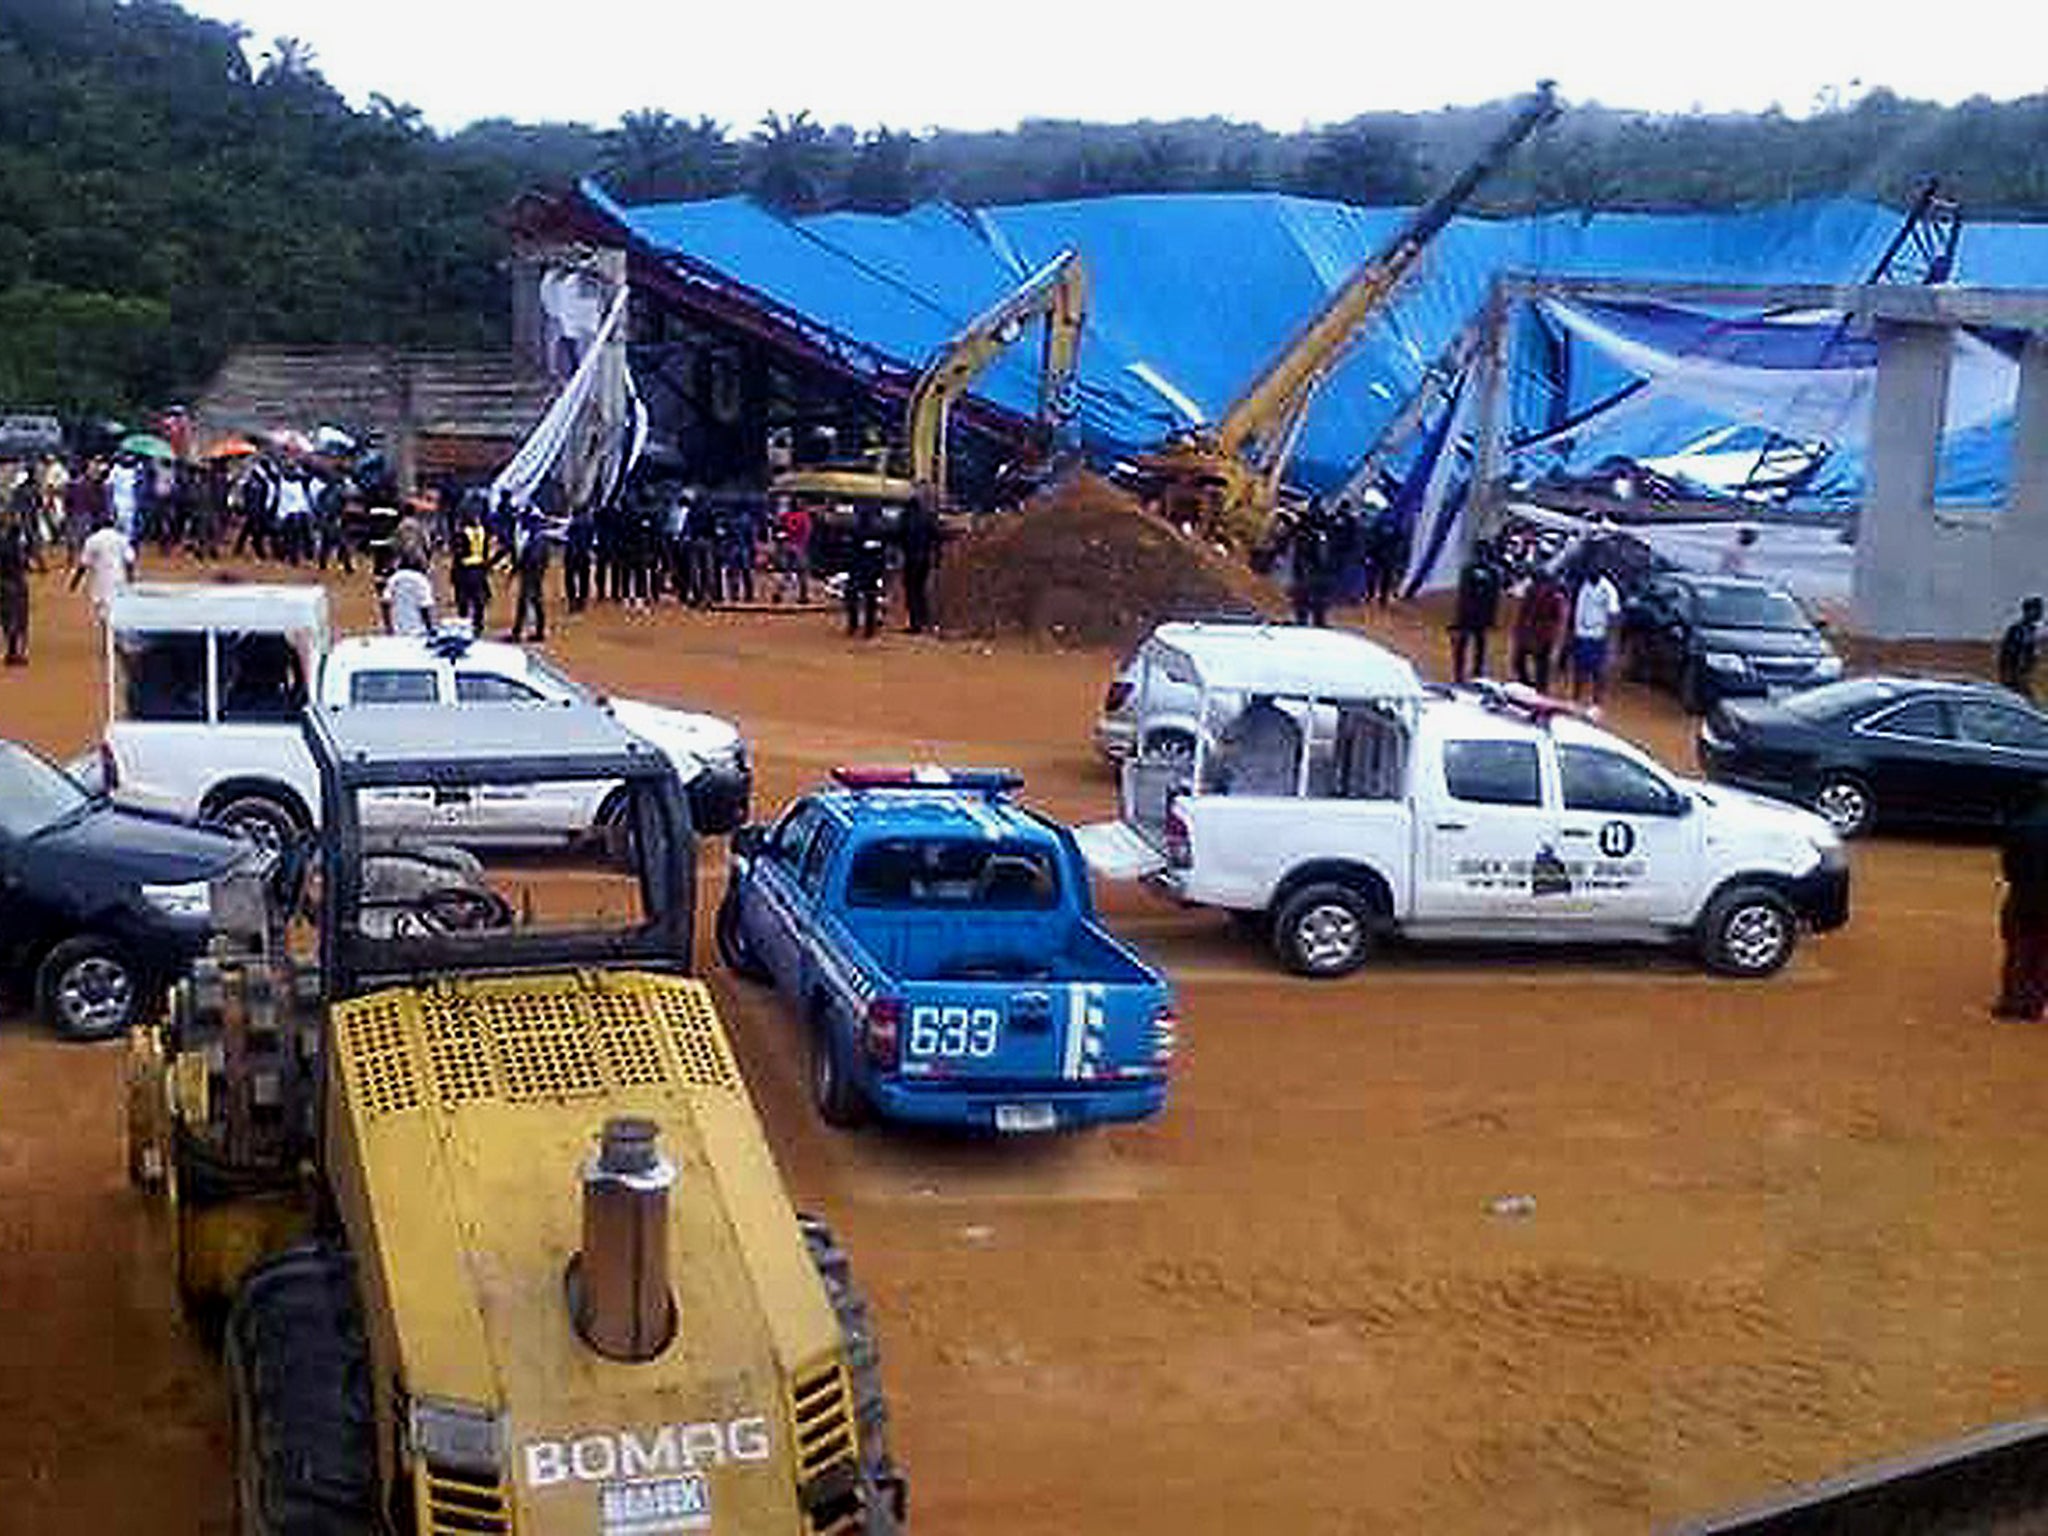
[182,0,2041,134]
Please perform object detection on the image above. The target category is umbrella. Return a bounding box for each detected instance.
[119,433,176,460]
[204,435,259,460]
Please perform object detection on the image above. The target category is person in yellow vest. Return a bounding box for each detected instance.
[449,499,494,631]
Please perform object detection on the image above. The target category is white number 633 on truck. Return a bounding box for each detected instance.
[1077,624,1848,979]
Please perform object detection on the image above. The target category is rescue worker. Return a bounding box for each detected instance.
[1216,694,1302,797]
[1289,499,1337,628]
[1994,784,2048,1021]
[0,504,34,666]
[450,502,493,632]
[1449,540,1503,683]
[843,503,887,640]
[509,506,556,643]
[1511,566,1569,694]
[563,508,593,613]
[1997,596,2043,700]
[899,493,940,634]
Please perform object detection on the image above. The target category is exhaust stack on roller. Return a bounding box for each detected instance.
[567,1117,677,1361]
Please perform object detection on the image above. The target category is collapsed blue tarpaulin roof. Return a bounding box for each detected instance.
[584,181,2048,501]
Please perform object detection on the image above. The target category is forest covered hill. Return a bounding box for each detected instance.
[4,0,2045,415]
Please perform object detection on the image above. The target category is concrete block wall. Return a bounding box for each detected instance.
[1853,325,2048,641]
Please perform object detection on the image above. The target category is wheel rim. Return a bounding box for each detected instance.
[1723,903,1789,971]
[1295,903,1362,970]
[1814,780,1868,835]
[58,955,133,1034]
[224,806,288,852]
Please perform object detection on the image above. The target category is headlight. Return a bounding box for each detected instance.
[409,1397,504,1478]
[1701,651,1750,674]
[141,880,212,921]
[1813,655,1844,680]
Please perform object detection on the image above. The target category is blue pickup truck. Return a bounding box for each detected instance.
[716,767,1176,1132]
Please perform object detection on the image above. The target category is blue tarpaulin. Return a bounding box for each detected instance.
[584,182,2047,504]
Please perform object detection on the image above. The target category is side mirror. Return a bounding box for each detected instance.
[731,824,766,859]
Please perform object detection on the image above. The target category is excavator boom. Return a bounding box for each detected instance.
[775,249,1087,510]
[1140,81,1557,542]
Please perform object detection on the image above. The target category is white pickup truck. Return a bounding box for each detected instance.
[1079,623,1849,978]
[91,584,750,847]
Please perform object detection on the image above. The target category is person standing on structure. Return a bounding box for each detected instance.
[1994,785,2048,1021]
[1998,596,2043,700]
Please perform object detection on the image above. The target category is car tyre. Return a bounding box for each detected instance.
[36,935,142,1041]
[809,1015,869,1130]
[1699,883,1798,978]
[715,891,770,982]
[1272,882,1376,978]
[1812,773,1874,839]
[206,792,305,854]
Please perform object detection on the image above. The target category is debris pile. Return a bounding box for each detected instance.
[935,472,1277,648]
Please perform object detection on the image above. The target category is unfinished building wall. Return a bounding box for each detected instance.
[1853,323,2048,640]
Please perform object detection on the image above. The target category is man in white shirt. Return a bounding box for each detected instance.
[106,460,138,539]
[70,519,134,617]
[1570,569,1623,713]
[381,558,438,637]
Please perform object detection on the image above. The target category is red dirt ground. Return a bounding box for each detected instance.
[2,554,2043,1534]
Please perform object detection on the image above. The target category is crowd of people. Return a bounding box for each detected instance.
[0,443,960,666]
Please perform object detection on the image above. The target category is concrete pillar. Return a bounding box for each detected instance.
[1466,286,1512,543]
[1854,321,1952,639]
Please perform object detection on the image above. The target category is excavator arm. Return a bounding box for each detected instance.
[907,247,1087,502]
[1139,81,1557,543]
[775,249,1087,510]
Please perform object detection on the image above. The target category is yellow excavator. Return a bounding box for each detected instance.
[1133,82,1559,546]
[773,247,1087,511]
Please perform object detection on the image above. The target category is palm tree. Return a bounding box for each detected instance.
[751,110,834,213]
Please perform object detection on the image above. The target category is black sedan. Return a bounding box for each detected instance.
[1623,571,1842,713]
[0,739,254,1039]
[1697,676,2048,838]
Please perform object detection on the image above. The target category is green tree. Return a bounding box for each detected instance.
[750,110,835,213]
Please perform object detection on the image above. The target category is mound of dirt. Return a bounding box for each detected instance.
[936,472,1279,647]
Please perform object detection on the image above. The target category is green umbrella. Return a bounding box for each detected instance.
[119,433,176,460]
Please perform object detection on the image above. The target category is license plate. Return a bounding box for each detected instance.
[995,1102,1057,1133]
[600,1475,709,1534]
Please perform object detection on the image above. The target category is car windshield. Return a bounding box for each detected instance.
[526,655,591,702]
[0,741,92,836]
[1781,679,1898,721]
[1694,584,1809,631]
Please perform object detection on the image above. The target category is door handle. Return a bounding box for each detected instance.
[1434,820,1469,832]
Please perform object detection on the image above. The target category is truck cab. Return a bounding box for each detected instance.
[720,768,1175,1134]
[95,584,751,846]
[1081,623,1848,979]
